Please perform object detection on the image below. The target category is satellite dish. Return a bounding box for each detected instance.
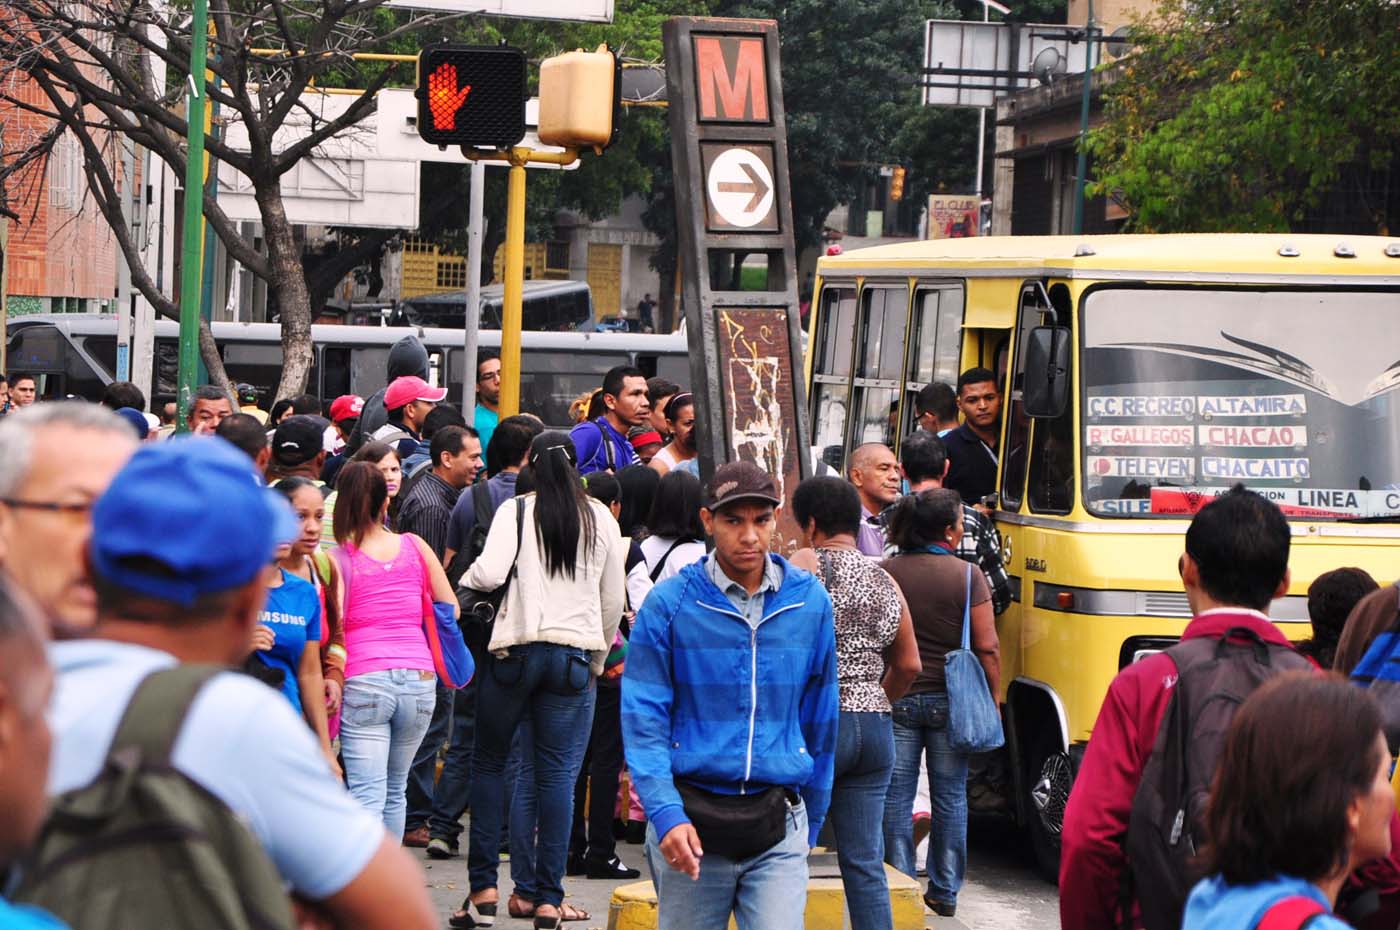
[1104,26,1132,58]
[1031,47,1064,87]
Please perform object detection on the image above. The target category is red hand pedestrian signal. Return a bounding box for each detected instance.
[415,45,525,147]
[427,63,472,131]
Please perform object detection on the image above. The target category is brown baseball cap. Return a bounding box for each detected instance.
[705,461,782,511]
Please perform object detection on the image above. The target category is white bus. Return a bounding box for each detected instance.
[5,314,689,429]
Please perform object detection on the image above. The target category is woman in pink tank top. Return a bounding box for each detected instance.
[332,461,458,840]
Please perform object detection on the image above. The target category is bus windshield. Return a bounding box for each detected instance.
[1081,287,1400,520]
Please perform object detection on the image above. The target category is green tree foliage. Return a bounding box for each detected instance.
[1087,0,1400,232]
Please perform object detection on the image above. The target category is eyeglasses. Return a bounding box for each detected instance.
[0,498,93,516]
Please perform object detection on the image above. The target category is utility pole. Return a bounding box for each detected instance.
[1071,0,1096,236]
[461,160,485,413]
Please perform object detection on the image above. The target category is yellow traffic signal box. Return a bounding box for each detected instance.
[538,45,620,150]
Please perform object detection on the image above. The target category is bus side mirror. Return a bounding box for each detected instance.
[1023,325,1071,419]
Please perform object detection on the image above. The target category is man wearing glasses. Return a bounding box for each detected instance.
[0,403,137,637]
[473,350,501,459]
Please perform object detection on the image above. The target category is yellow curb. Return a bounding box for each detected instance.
[607,864,923,930]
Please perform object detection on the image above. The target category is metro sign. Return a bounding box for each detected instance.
[693,35,770,123]
[415,45,526,148]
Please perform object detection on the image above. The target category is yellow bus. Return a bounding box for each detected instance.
[809,234,1400,877]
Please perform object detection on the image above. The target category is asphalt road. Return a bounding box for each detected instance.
[416,813,1061,930]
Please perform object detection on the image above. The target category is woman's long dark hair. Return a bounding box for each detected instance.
[528,431,595,579]
[333,461,388,546]
[616,464,660,539]
[647,470,704,541]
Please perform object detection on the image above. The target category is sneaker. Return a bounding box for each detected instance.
[402,826,430,848]
[426,837,459,859]
[566,853,587,876]
[585,855,641,880]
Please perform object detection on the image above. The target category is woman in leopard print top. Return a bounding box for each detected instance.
[790,477,920,930]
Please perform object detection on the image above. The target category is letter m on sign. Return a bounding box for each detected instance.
[694,36,769,122]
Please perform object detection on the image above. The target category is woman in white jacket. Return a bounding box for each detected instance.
[453,431,626,930]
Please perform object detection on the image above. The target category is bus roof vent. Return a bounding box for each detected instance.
[1334,242,1357,258]
[1073,244,1096,257]
[1385,243,1400,258]
[1277,244,1300,258]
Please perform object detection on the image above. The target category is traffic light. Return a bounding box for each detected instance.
[537,45,621,150]
[416,44,526,148]
[890,165,906,202]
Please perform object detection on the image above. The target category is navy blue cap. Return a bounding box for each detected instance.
[91,437,301,607]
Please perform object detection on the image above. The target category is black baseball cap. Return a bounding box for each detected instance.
[705,461,782,512]
[272,414,329,465]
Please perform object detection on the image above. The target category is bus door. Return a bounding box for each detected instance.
[809,280,858,474]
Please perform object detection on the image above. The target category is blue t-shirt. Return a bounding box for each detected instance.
[254,570,322,711]
[0,899,69,930]
[474,405,499,461]
[569,417,636,475]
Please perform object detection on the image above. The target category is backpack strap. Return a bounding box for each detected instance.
[593,419,617,472]
[473,480,496,532]
[110,665,224,768]
[1255,895,1327,930]
[649,538,687,583]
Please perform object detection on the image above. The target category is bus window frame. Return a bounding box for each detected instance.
[809,279,860,472]
[903,281,967,439]
[848,284,910,451]
[999,281,1051,513]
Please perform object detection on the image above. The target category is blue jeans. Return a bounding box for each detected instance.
[340,669,437,839]
[467,642,596,907]
[422,683,477,843]
[508,723,538,898]
[645,798,810,930]
[830,711,895,930]
[882,692,968,905]
[405,682,453,832]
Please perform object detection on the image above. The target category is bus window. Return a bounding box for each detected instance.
[1001,284,1048,511]
[652,352,690,388]
[520,350,628,428]
[905,286,965,433]
[849,287,907,448]
[81,335,118,378]
[7,325,64,373]
[321,347,352,400]
[1027,284,1075,513]
[810,285,857,472]
[222,342,284,400]
[349,348,389,398]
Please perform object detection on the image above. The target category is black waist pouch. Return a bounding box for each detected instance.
[675,782,794,861]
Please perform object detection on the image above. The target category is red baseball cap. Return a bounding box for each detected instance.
[329,394,365,423]
[384,375,448,411]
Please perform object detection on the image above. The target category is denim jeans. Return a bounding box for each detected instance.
[645,797,810,930]
[508,722,537,898]
[467,642,596,907]
[830,710,896,930]
[882,692,968,905]
[340,669,437,839]
[421,683,477,844]
[405,682,453,832]
[570,682,625,863]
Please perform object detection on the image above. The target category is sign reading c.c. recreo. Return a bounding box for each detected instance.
[387,0,613,21]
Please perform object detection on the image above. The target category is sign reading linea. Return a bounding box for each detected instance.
[663,18,810,551]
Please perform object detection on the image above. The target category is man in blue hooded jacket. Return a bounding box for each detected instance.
[622,461,839,930]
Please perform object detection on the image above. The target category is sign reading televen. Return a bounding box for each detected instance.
[663,18,810,551]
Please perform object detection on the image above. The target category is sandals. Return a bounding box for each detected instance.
[531,903,591,928]
[447,898,496,929]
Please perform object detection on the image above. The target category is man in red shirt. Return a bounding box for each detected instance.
[1059,485,1296,930]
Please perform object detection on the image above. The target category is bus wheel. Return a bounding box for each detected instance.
[1027,734,1071,884]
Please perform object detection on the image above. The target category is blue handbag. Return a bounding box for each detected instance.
[945,562,1004,753]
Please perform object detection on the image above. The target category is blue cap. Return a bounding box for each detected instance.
[91,437,301,607]
[114,406,149,440]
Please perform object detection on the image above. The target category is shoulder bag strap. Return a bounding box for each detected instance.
[649,538,687,583]
[331,546,353,624]
[961,562,973,651]
[1255,896,1328,930]
[502,494,527,593]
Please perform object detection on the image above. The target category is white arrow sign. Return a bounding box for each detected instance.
[706,147,775,229]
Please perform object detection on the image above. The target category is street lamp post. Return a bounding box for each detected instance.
[1071,0,1095,235]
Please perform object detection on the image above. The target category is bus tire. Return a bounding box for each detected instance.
[1026,730,1071,884]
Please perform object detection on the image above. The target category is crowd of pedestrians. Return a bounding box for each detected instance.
[4,352,1400,930]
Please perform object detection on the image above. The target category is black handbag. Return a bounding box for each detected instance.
[674,781,794,861]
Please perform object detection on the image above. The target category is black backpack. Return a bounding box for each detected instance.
[448,488,526,632]
[14,665,295,930]
[1125,626,1313,930]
